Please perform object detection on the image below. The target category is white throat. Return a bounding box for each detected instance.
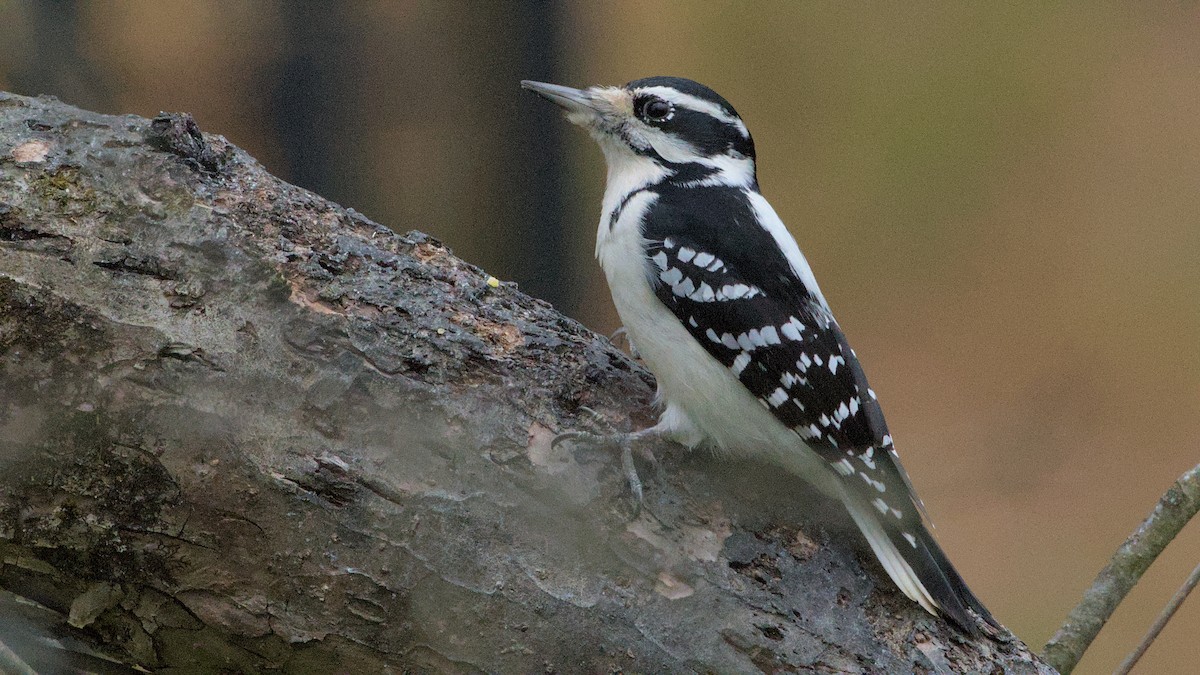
[593,137,670,260]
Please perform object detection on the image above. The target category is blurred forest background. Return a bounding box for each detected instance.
[2,2,1197,672]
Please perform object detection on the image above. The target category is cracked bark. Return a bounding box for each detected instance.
[0,92,1053,674]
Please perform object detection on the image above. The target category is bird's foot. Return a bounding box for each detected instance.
[553,407,660,515]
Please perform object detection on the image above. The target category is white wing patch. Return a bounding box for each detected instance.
[655,240,766,303]
[731,351,751,375]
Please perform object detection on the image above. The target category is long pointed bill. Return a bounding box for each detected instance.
[520,80,598,116]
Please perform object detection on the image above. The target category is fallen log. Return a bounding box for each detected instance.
[0,92,1051,673]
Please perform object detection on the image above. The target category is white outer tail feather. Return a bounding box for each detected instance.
[842,492,940,616]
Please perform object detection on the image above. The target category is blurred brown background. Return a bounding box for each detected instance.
[2,2,1197,672]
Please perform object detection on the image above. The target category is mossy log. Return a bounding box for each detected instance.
[0,92,1052,674]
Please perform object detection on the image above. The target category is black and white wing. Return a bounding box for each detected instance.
[640,187,999,635]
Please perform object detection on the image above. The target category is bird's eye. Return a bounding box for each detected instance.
[640,98,672,122]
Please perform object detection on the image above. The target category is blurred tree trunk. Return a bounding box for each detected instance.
[0,92,1052,674]
[268,2,360,206]
[7,0,111,113]
[503,0,573,310]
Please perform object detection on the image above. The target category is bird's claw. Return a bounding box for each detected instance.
[551,406,622,448]
[552,409,649,515]
[550,429,613,450]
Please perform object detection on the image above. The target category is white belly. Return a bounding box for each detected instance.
[595,192,835,491]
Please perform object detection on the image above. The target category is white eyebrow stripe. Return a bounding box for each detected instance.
[634,86,750,139]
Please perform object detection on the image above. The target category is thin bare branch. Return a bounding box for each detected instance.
[1114,560,1200,675]
[1042,462,1200,674]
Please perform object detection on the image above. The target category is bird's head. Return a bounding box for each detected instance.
[522,76,757,188]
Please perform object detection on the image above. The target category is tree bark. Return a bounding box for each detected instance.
[0,92,1052,674]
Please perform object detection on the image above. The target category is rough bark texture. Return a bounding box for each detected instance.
[0,92,1053,674]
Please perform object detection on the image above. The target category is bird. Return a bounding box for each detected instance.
[521,76,1000,637]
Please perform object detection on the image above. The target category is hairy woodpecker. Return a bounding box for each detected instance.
[522,76,999,637]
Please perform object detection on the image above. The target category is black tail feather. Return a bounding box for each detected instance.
[844,487,1001,638]
[914,523,1002,636]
